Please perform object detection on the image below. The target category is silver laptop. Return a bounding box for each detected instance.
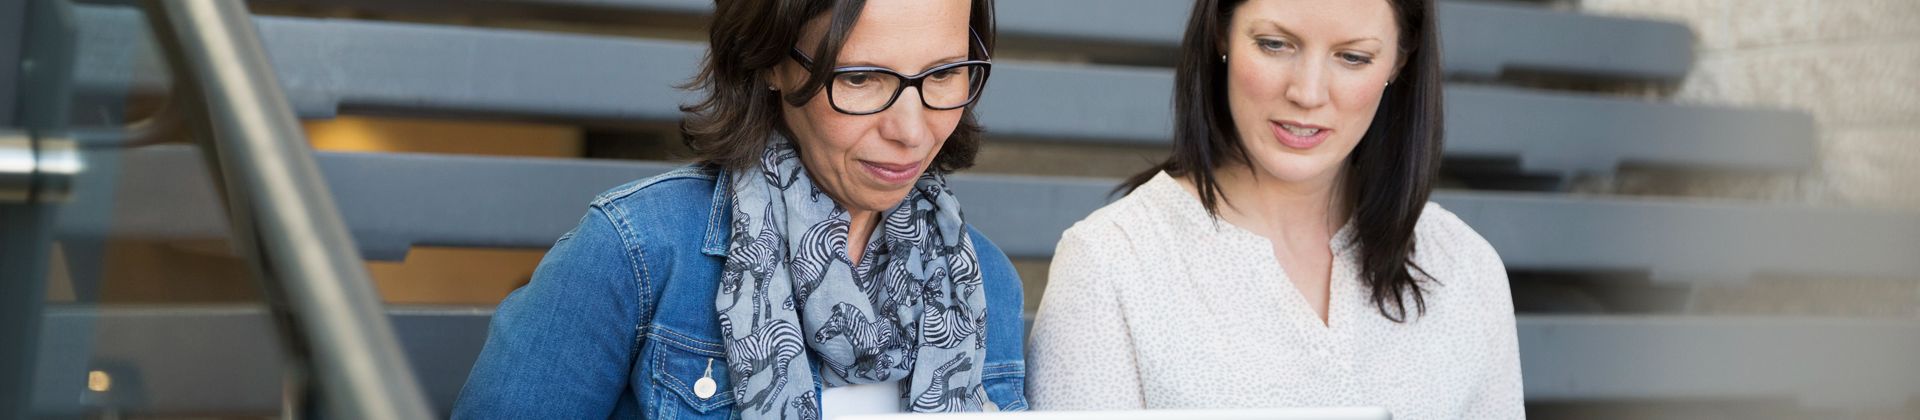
[841,407,1391,420]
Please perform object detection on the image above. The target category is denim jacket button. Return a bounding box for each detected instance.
[694,377,717,399]
[694,358,719,399]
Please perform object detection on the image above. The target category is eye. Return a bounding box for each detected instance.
[926,67,960,82]
[838,72,877,88]
[1255,38,1292,53]
[1338,52,1375,65]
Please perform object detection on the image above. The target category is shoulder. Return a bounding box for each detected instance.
[1055,173,1206,268]
[1410,202,1510,300]
[577,164,721,245]
[967,226,1012,265]
[1413,202,1502,268]
[1059,180,1179,252]
[538,164,723,304]
[1044,189,1181,296]
[967,225,1018,283]
[964,227,1022,302]
[590,164,720,217]
[1054,202,1143,271]
[1066,194,1146,240]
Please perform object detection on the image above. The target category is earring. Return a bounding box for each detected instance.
[1220,54,1227,63]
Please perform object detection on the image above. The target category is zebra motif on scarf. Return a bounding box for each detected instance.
[717,138,987,420]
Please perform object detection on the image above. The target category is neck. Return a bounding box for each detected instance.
[845,208,881,267]
[1207,163,1350,242]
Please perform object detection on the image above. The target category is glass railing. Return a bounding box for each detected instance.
[1,1,430,418]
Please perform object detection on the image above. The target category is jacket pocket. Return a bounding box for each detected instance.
[649,334,736,420]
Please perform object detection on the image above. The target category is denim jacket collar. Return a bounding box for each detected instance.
[700,169,732,257]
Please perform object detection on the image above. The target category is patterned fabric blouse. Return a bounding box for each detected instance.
[1027,172,1525,419]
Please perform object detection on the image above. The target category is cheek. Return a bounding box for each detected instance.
[1332,80,1388,134]
[925,109,964,148]
[1225,63,1287,139]
[1226,61,1286,107]
[798,100,870,157]
[787,98,872,193]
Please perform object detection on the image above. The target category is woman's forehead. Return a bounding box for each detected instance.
[807,0,973,72]
[1233,0,1398,45]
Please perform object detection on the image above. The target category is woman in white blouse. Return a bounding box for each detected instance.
[1026,0,1523,418]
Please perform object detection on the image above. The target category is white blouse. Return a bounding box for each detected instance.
[1027,172,1524,419]
[821,382,904,419]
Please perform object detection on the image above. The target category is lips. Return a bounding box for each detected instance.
[1270,120,1333,150]
[859,160,921,185]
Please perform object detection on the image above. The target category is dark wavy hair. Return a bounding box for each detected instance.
[679,0,996,172]
[1121,0,1445,322]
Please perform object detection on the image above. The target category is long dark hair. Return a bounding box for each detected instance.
[1121,0,1445,322]
[680,0,996,172]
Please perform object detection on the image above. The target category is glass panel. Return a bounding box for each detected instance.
[2,1,279,418]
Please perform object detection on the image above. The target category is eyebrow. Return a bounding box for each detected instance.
[1247,18,1383,48]
[837,53,972,73]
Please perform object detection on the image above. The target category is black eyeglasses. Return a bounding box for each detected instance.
[788,31,992,115]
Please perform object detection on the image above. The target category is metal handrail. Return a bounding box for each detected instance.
[139,0,432,418]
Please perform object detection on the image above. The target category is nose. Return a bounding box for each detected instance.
[1283,57,1330,109]
[876,86,937,149]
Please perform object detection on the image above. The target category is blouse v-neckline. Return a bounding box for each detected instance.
[1149,172,1359,331]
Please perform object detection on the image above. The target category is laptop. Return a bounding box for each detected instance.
[841,407,1391,420]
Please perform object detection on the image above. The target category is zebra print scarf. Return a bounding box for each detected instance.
[717,138,987,420]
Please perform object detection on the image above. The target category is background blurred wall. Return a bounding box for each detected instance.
[1571,0,1920,321]
[1579,0,1920,210]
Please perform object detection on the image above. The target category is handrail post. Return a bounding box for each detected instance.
[139,1,433,418]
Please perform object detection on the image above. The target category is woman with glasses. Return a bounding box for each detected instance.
[1027,0,1523,417]
[453,0,1026,418]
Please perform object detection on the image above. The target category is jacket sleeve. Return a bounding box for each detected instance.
[452,206,647,419]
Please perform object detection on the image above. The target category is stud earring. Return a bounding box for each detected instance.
[1220,54,1227,63]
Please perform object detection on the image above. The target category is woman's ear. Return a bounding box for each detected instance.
[1212,13,1233,62]
[762,67,784,93]
[1215,28,1231,61]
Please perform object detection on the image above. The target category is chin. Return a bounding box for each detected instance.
[1248,152,1343,185]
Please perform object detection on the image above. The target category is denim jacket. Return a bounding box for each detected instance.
[453,165,1030,419]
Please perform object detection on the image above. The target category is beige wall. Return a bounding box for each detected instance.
[1572,3,1920,371]
[1579,0,1920,210]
